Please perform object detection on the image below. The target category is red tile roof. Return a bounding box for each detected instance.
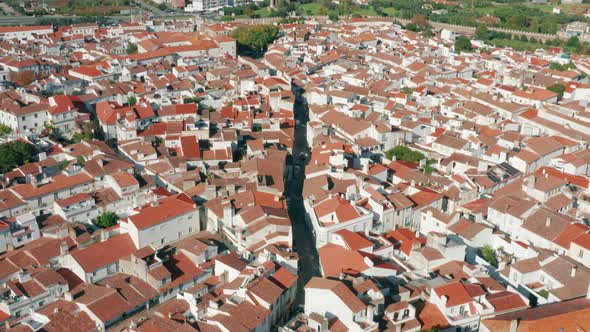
[334,229,373,251]
[55,193,92,208]
[433,281,475,307]
[487,291,528,313]
[70,234,137,272]
[128,193,196,230]
[318,243,369,277]
[269,266,297,289]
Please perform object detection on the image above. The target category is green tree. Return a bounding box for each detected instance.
[422,27,434,37]
[550,62,566,71]
[95,212,119,228]
[481,245,498,268]
[76,155,85,166]
[566,36,581,53]
[0,141,37,173]
[328,11,339,21]
[0,124,12,136]
[231,25,279,57]
[126,42,138,55]
[455,36,473,53]
[475,25,490,40]
[547,83,566,100]
[506,14,527,30]
[69,130,94,144]
[128,95,137,106]
[384,146,425,163]
[537,289,549,299]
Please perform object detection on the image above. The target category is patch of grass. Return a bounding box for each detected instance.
[300,3,323,15]
[490,38,545,52]
[254,7,274,17]
[354,6,378,16]
[381,7,396,16]
[521,3,554,13]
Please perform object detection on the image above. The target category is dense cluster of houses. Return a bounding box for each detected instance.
[0,14,588,332]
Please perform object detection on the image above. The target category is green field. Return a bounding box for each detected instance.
[254,7,276,17]
[300,3,323,15]
[299,3,384,17]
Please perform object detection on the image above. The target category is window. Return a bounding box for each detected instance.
[579,249,584,259]
[34,114,38,118]
[161,238,165,244]
[21,116,25,121]
[459,306,465,314]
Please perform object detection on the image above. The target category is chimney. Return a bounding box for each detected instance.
[546,217,551,227]
[572,265,578,278]
[509,319,519,332]
[320,317,328,332]
[100,229,108,242]
[223,202,234,227]
[527,175,535,188]
[60,241,69,256]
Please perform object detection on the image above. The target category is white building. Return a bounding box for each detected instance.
[304,277,378,332]
[185,0,229,12]
[123,193,199,249]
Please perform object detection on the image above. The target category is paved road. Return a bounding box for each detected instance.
[286,88,321,307]
[134,0,166,16]
[0,15,130,26]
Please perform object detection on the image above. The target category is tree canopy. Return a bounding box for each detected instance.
[384,146,425,163]
[0,124,12,136]
[475,25,490,41]
[547,83,566,100]
[565,36,581,53]
[95,212,119,228]
[481,245,498,268]
[455,36,473,53]
[231,25,279,57]
[0,141,37,174]
[127,42,138,55]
